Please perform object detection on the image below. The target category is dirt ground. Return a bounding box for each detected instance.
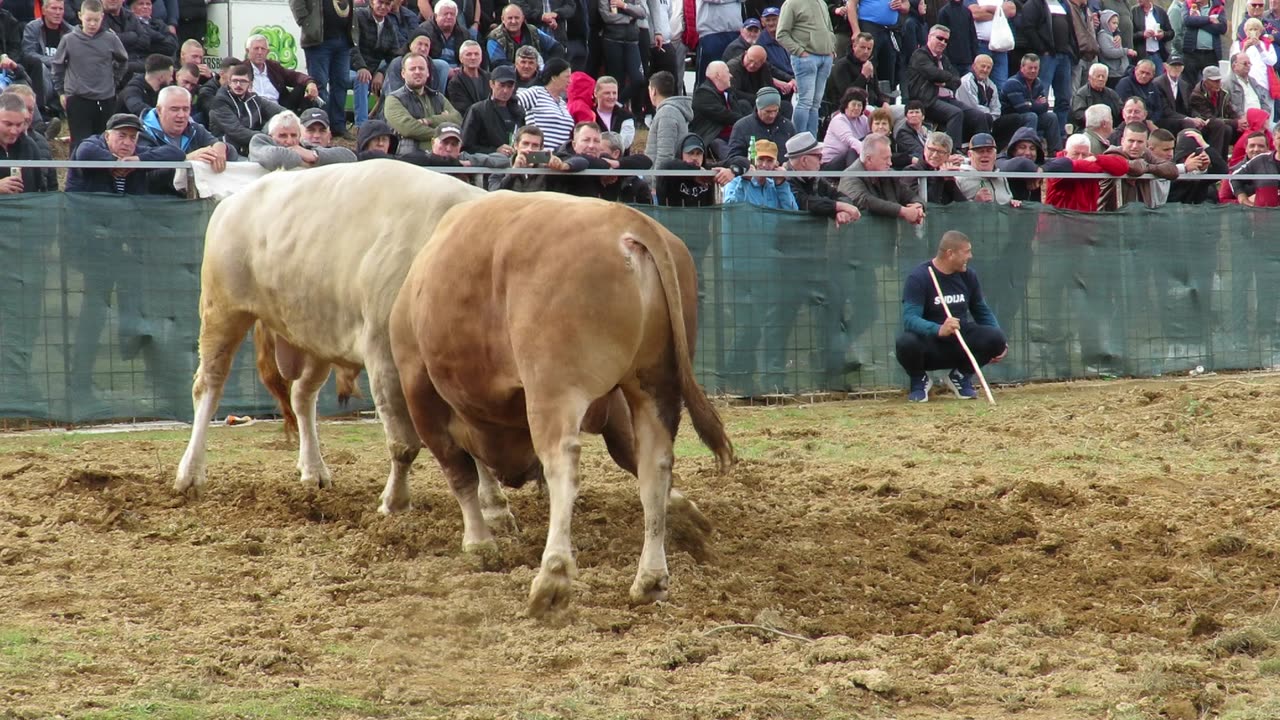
[3,375,1280,720]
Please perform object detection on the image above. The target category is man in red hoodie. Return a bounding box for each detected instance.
[1042,132,1131,210]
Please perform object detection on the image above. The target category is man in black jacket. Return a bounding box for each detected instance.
[101,0,149,77]
[824,32,890,116]
[1017,0,1077,132]
[690,60,752,161]
[656,133,734,206]
[118,53,172,116]
[461,63,523,155]
[907,24,989,147]
[209,62,285,155]
[907,129,969,204]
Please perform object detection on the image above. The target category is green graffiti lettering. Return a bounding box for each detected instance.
[251,25,299,70]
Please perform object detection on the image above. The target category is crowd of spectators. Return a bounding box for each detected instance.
[0,0,1278,212]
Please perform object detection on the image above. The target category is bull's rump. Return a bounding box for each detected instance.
[199,160,486,364]
[404,192,694,433]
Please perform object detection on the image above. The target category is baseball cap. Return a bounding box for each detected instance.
[437,123,462,140]
[299,107,329,128]
[1202,66,1222,80]
[492,64,517,83]
[515,45,539,60]
[754,138,778,160]
[743,17,761,29]
[106,113,144,132]
[681,134,706,154]
[968,132,996,149]
[1167,53,1185,66]
[761,6,781,16]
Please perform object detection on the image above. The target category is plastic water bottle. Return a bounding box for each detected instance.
[748,134,757,164]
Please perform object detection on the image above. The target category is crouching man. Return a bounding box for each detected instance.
[896,231,1007,402]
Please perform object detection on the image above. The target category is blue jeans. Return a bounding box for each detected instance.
[976,41,1009,87]
[791,52,833,136]
[349,70,369,125]
[603,39,645,116]
[1038,51,1072,132]
[304,36,352,132]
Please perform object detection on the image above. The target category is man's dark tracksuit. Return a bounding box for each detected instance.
[895,260,1007,377]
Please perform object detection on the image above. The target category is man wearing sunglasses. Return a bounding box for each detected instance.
[907,24,990,148]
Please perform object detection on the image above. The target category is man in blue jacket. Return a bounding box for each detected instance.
[896,230,1007,402]
[1000,53,1062,153]
[136,85,234,194]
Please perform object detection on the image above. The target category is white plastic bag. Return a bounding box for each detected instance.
[989,7,1015,52]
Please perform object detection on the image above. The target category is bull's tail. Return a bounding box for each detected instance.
[253,322,299,441]
[335,367,363,407]
[629,228,735,474]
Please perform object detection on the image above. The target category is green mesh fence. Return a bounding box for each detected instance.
[0,194,1274,423]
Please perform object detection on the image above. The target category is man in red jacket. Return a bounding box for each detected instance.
[1043,132,1131,210]
[1038,132,1134,376]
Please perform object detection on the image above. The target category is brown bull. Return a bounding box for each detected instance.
[389,192,734,617]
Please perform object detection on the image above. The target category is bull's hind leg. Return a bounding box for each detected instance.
[292,356,334,488]
[175,308,255,495]
[477,463,519,535]
[526,392,591,619]
[621,386,675,606]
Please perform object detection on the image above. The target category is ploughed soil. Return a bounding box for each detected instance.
[3,376,1280,719]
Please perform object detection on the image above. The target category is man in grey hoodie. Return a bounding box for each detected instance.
[643,70,690,165]
[51,0,127,150]
[249,108,356,170]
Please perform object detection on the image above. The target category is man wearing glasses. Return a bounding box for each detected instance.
[906,24,989,147]
[908,130,968,204]
[209,62,285,156]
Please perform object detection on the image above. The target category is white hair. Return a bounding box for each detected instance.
[926,131,952,152]
[435,0,458,13]
[1089,62,1109,76]
[246,33,268,49]
[1065,134,1091,152]
[862,132,890,156]
[460,39,481,52]
[1085,104,1112,130]
[266,109,302,135]
[157,85,191,107]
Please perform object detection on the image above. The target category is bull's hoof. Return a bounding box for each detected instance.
[527,554,577,618]
[174,460,205,497]
[629,569,670,606]
[668,489,713,535]
[378,490,412,515]
[300,464,332,489]
[483,506,520,535]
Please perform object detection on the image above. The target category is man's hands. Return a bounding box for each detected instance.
[305,82,320,100]
[188,142,228,172]
[541,11,559,28]
[834,200,861,227]
[1184,149,1210,172]
[0,54,17,71]
[937,317,960,337]
[975,186,994,202]
[992,345,1008,363]
[497,143,515,156]
[371,71,385,96]
[0,174,23,194]
[290,144,320,165]
[861,60,876,79]
[111,156,140,177]
[356,68,373,85]
[900,202,925,224]
[713,166,735,185]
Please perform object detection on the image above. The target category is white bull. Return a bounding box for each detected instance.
[173,160,510,521]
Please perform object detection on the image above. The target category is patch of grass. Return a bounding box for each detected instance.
[77,687,388,720]
[0,628,45,674]
[1258,658,1280,676]
[1219,697,1280,720]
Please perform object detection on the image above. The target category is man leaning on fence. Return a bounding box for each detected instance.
[838,132,925,224]
[137,85,233,195]
[896,231,1007,403]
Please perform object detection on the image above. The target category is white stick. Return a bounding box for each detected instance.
[927,266,996,405]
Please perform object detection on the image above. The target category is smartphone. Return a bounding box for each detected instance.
[526,150,551,166]
[8,166,20,178]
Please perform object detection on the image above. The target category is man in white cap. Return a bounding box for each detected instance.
[783,130,860,225]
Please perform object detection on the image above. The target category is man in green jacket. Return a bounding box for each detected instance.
[384,53,463,154]
[776,0,835,136]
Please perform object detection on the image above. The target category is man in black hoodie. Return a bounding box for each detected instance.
[996,125,1045,201]
[656,133,734,206]
[118,53,172,116]
[209,62,284,156]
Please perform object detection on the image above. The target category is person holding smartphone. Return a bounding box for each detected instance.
[499,123,576,191]
[0,92,53,194]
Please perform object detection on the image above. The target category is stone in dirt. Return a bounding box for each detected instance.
[849,668,893,694]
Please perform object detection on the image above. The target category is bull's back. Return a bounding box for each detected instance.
[201,161,486,363]
[409,193,681,409]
